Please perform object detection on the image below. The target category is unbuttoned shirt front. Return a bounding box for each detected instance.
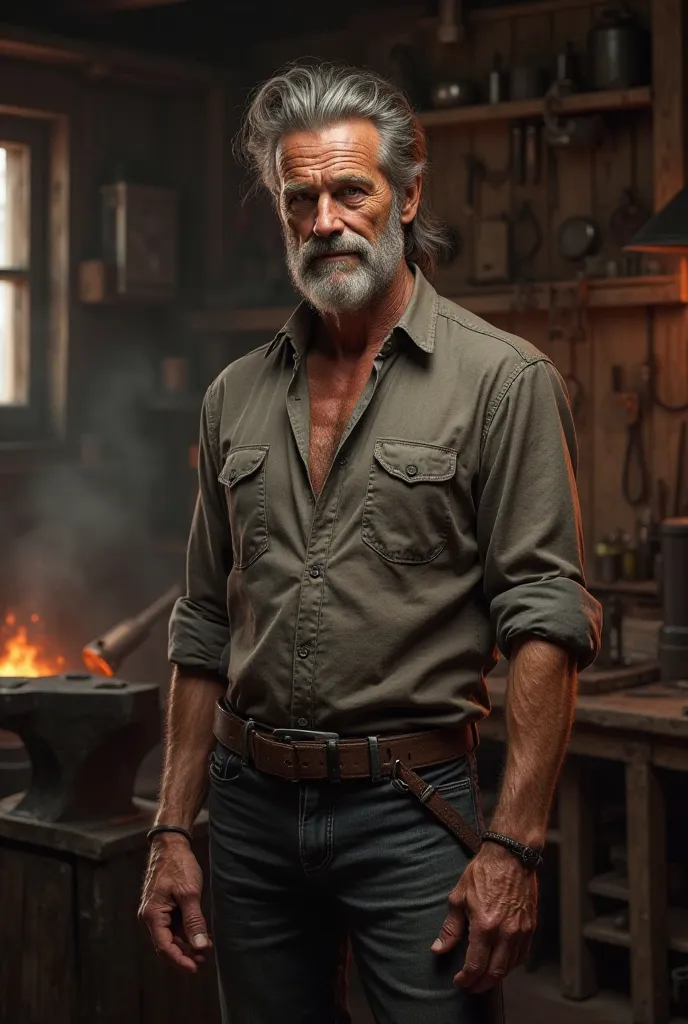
[169,267,602,735]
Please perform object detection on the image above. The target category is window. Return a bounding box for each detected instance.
[0,115,49,442]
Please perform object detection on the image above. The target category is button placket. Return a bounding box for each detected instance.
[290,478,344,727]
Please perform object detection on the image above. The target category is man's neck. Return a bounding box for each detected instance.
[314,262,414,361]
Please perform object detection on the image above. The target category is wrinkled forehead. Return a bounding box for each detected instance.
[276,119,385,191]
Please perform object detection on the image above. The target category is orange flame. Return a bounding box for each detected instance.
[0,612,67,677]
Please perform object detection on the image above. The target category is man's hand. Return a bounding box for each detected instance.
[431,844,537,993]
[138,834,212,973]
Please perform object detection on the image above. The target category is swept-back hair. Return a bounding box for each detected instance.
[237,61,447,275]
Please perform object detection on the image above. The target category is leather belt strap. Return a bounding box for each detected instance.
[392,761,483,856]
[213,701,478,783]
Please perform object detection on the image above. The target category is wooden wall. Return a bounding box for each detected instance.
[237,0,688,563]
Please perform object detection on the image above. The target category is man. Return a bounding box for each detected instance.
[139,63,602,1024]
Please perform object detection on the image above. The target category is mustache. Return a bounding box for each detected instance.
[300,232,372,267]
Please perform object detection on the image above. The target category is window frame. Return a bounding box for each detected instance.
[0,114,50,442]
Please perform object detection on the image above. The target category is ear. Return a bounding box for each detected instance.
[400,173,422,225]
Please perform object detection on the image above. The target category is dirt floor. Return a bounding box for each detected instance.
[348,964,687,1023]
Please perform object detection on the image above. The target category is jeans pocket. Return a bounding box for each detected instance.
[209,742,244,784]
[398,756,482,834]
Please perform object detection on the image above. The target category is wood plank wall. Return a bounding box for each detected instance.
[246,0,688,562]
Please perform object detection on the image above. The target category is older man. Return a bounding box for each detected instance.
[139,63,602,1024]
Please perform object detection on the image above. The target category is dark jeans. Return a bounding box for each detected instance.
[208,742,505,1024]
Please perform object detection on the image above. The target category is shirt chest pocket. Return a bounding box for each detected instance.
[219,445,269,569]
[361,439,457,564]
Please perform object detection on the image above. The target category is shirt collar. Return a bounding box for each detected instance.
[264,264,439,359]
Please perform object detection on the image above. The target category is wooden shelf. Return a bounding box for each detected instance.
[583,908,688,954]
[588,578,660,598]
[588,871,630,901]
[583,912,631,948]
[417,86,652,130]
[189,274,687,335]
[452,275,687,316]
[190,305,294,334]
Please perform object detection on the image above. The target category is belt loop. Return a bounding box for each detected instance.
[367,737,382,782]
[241,718,256,765]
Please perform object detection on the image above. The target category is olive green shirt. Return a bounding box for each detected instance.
[169,267,602,734]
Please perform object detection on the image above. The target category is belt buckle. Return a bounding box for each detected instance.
[272,728,341,782]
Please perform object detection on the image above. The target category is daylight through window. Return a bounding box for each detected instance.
[0,142,30,406]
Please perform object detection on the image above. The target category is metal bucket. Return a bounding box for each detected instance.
[0,729,31,800]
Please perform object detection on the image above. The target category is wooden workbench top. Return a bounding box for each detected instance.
[486,675,688,741]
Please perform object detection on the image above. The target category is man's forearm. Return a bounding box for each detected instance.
[155,666,226,831]
[490,637,577,850]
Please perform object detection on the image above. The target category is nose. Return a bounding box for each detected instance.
[313,194,344,238]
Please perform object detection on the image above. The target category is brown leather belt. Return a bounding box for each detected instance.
[213,701,479,784]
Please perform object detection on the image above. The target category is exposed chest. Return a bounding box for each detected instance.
[307,354,375,496]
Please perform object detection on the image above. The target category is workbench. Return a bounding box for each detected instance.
[484,676,688,1024]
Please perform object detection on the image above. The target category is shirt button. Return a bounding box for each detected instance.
[297,717,308,727]
[406,464,418,477]
[339,456,348,467]
[228,469,237,482]
[297,645,310,659]
[309,565,322,579]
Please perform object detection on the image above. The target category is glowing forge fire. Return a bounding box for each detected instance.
[0,612,67,677]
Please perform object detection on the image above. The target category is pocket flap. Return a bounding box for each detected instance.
[219,445,269,488]
[373,439,457,483]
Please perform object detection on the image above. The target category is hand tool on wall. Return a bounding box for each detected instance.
[643,308,688,414]
[512,201,542,277]
[464,154,512,216]
[544,79,606,149]
[610,187,650,276]
[524,123,541,185]
[611,364,651,507]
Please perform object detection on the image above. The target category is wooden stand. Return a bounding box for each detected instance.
[0,798,221,1024]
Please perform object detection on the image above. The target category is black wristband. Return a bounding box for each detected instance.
[147,824,193,845]
[481,830,543,869]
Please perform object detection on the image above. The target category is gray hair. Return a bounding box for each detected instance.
[237,62,447,276]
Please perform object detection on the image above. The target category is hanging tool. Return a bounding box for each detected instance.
[512,201,543,274]
[611,364,650,507]
[464,154,512,216]
[546,284,585,419]
[524,123,541,185]
[644,307,688,413]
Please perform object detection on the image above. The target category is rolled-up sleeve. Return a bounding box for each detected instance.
[477,358,602,668]
[168,378,232,674]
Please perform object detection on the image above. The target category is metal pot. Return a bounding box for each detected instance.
[587,4,650,90]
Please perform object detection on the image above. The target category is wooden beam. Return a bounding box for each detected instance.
[626,759,669,1024]
[651,0,688,210]
[558,756,597,1000]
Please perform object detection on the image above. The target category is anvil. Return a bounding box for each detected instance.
[0,673,159,823]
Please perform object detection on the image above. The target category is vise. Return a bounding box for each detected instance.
[0,673,159,823]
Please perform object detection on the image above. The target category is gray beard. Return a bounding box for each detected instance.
[284,198,406,314]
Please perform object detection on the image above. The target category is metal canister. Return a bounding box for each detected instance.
[587,5,650,90]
